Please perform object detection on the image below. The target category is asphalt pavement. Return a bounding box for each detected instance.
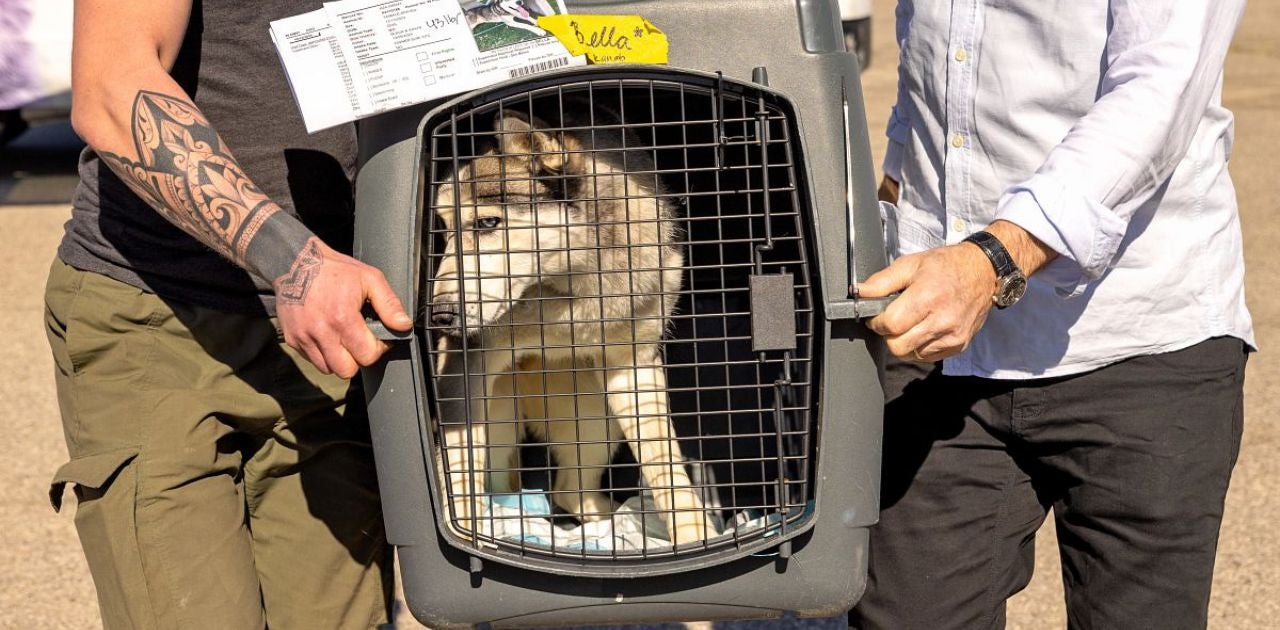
[2,1,1278,627]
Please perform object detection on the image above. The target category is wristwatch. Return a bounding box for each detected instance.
[963,230,1027,309]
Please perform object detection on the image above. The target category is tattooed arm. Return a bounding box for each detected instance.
[91,90,316,283]
[70,0,411,377]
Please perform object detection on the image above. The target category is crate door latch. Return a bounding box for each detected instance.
[749,273,798,352]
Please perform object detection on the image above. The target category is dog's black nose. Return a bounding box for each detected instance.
[430,311,457,328]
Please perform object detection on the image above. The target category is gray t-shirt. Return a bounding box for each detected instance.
[59,0,358,315]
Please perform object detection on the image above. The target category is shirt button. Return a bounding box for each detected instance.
[955,48,969,62]
[951,217,967,232]
[951,134,965,148]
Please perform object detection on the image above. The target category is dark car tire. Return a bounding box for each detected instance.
[842,17,872,70]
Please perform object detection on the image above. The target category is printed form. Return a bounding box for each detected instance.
[271,0,584,133]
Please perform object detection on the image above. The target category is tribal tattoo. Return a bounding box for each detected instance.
[274,237,324,304]
[98,90,316,291]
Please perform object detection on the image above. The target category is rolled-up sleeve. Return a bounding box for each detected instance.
[994,0,1246,297]
[881,0,912,183]
[882,105,908,182]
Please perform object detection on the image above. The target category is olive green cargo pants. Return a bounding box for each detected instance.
[44,259,393,629]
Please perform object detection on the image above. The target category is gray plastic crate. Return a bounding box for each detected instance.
[353,1,887,627]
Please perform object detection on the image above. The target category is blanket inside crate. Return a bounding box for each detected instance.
[473,489,809,552]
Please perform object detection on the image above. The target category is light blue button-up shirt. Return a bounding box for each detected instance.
[884,0,1256,378]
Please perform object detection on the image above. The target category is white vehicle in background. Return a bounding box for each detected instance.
[840,0,873,69]
[0,0,73,144]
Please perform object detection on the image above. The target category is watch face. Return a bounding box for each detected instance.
[995,274,1028,309]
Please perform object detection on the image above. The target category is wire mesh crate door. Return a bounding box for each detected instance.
[422,73,819,566]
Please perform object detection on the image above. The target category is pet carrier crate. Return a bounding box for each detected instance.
[353,0,889,626]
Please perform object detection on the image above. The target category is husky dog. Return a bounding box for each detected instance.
[428,107,716,544]
[462,0,551,38]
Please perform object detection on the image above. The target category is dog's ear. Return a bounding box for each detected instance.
[493,109,583,175]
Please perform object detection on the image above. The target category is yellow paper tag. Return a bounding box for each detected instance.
[537,15,669,65]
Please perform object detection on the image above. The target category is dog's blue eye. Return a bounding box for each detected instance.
[475,217,502,231]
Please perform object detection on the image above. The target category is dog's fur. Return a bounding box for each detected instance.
[428,106,715,544]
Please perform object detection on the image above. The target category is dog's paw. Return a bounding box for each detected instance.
[446,495,487,540]
[556,491,614,522]
[671,514,720,544]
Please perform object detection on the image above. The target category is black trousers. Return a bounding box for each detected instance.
[850,337,1247,630]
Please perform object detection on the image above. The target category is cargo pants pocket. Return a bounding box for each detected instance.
[50,446,139,513]
[51,446,166,630]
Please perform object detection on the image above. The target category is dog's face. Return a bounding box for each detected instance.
[499,0,532,19]
[429,110,588,333]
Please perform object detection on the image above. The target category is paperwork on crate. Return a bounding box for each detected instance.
[269,0,586,133]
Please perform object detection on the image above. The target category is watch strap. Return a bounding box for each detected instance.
[963,230,1019,279]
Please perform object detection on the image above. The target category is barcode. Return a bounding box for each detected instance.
[509,57,570,79]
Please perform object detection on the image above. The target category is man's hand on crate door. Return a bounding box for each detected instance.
[274,237,413,379]
[857,219,1056,363]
